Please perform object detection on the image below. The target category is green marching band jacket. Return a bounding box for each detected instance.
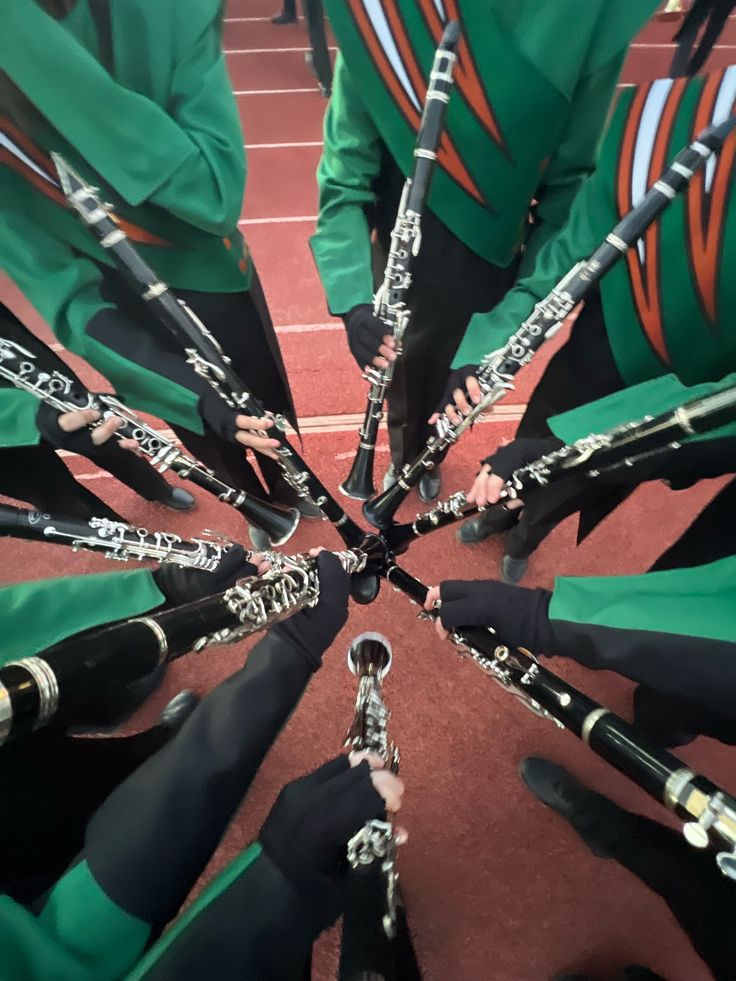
[311,0,658,315]
[453,66,736,433]
[0,0,249,431]
[547,554,736,716]
[0,389,41,448]
[0,573,336,981]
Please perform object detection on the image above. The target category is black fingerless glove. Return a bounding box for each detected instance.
[198,388,243,442]
[439,579,555,652]
[342,304,388,370]
[153,543,257,606]
[259,755,385,893]
[270,552,350,670]
[482,436,564,483]
[35,391,99,455]
[435,364,481,417]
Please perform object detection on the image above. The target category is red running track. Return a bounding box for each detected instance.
[1,4,735,979]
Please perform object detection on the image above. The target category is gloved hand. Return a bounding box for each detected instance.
[198,389,281,459]
[36,393,128,455]
[429,364,482,426]
[481,437,565,483]
[342,304,396,371]
[153,543,257,605]
[424,579,555,652]
[259,754,400,893]
[270,551,350,669]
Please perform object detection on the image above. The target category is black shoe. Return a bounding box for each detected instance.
[456,505,520,544]
[160,487,196,511]
[418,467,441,503]
[518,757,615,859]
[272,10,297,24]
[500,553,528,584]
[158,689,199,731]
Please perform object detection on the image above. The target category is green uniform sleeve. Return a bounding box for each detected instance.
[0,390,41,448]
[0,867,148,981]
[520,54,625,277]
[0,0,245,237]
[0,210,205,432]
[548,372,736,445]
[310,54,384,315]
[452,167,605,366]
[548,556,736,714]
[0,570,165,667]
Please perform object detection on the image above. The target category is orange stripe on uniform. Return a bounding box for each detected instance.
[348,0,483,203]
[688,69,736,323]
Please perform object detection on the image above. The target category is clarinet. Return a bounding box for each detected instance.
[0,503,231,571]
[340,21,461,501]
[508,378,736,493]
[339,632,412,981]
[363,115,736,529]
[385,563,736,881]
[0,338,299,547]
[52,155,366,550]
[0,548,368,747]
[383,379,736,552]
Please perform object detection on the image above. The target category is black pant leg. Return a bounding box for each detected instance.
[598,810,736,981]
[650,477,736,572]
[375,249,519,469]
[0,444,123,520]
[516,293,624,438]
[1,726,171,905]
[633,685,736,747]
[302,0,332,90]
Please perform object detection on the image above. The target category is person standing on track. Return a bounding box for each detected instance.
[0,0,320,527]
[310,0,658,503]
[0,303,196,519]
[438,0,736,580]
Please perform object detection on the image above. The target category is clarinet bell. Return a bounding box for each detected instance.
[347,632,393,680]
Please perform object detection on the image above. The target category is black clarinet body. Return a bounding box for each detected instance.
[0,549,370,747]
[363,116,736,529]
[0,594,233,747]
[52,155,366,549]
[0,503,230,570]
[340,21,460,501]
[0,341,299,547]
[383,379,736,550]
[510,380,736,493]
[385,563,736,879]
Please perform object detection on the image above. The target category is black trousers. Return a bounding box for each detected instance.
[98,266,296,503]
[0,306,175,519]
[303,0,332,91]
[371,242,519,469]
[572,793,736,981]
[1,725,171,906]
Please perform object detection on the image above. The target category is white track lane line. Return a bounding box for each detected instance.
[225,46,337,54]
[238,215,317,225]
[630,42,736,49]
[246,141,323,148]
[235,88,316,95]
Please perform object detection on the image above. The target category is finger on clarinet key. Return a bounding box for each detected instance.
[466,376,482,405]
[424,585,441,611]
[91,416,124,446]
[370,769,404,813]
